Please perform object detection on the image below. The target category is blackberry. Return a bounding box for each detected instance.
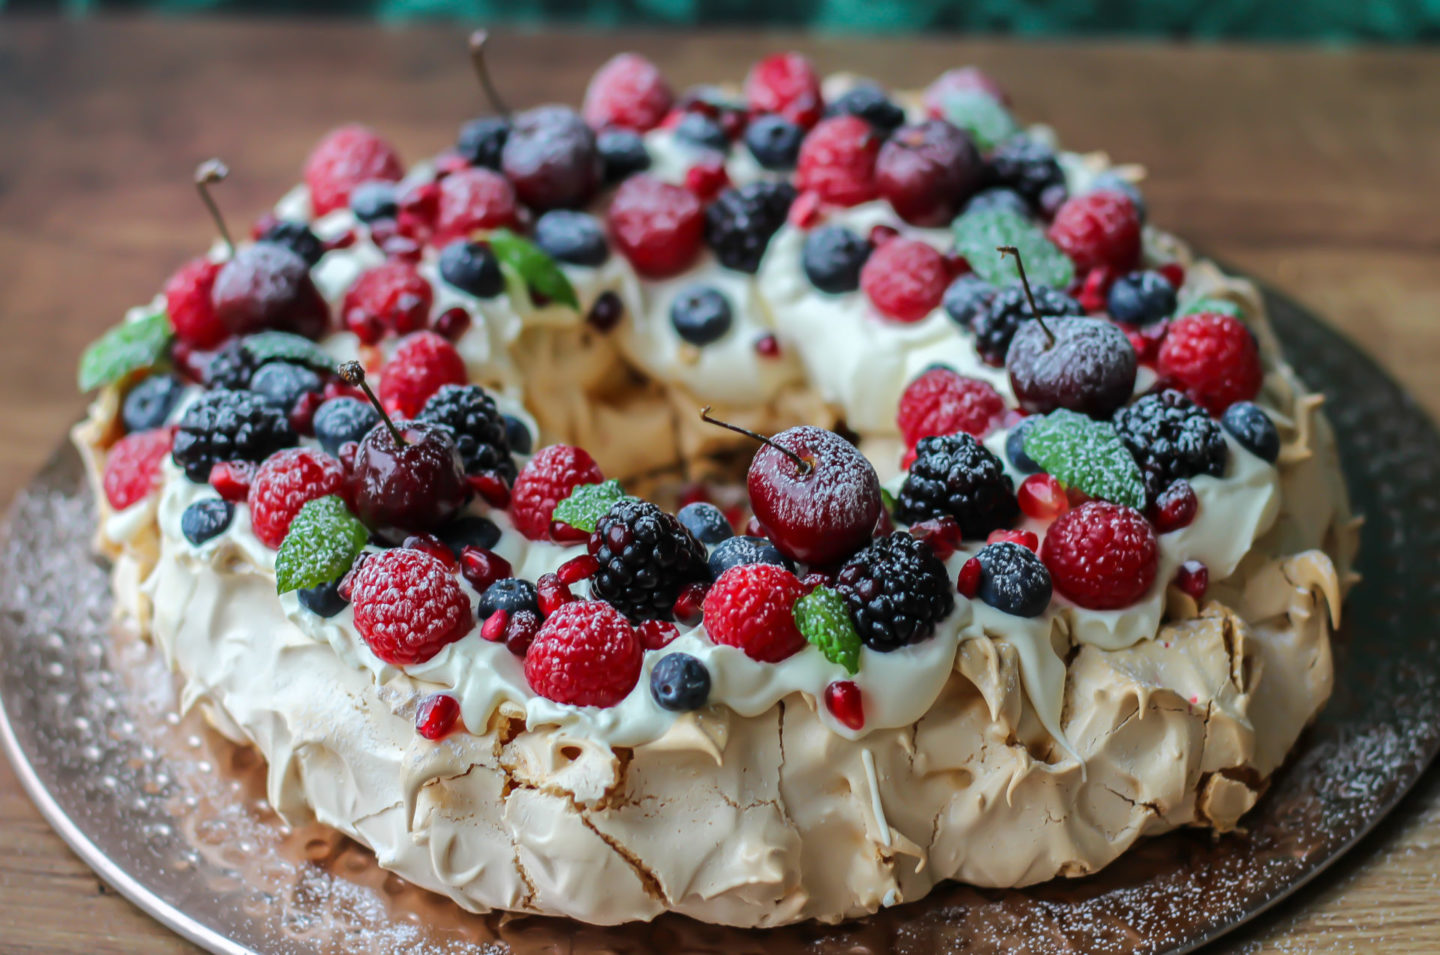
[802,225,871,294]
[677,501,733,545]
[987,136,1066,212]
[895,433,1018,537]
[259,219,324,267]
[349,181,398,223]
[588,499,710,622]
[827,84,905,133]
[744,114,803,171]
[203,338,260,391]
[670,285,733,345]
[456,116,510,170]
[172,389,296,483]
[835,532,954,652]
[597,128,651,183]
[477,577,539,620]
[708,535,792,577]
[312,396,380,456]
[1112,389,1228,502]
[650,653,711,711]
[674,112,729,153]
[941,274,997,329]
[122,374,185,433]
[180,499,234,546]
[975,542,1052,617]
[970,284,1083,365]
[417,384,516,480]
[1221,401,1280,464]
[704,181,797,274]
[533,210,609,267]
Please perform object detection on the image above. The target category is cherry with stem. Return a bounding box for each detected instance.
[997,245,1055,347]
[468,30,511,118]
[699,406,812,476]
[339,360,407,446]
[195,158,235,258]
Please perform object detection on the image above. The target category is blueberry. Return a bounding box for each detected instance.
[259,219,324,267]
[1107,271,1177,327]
[533,210,608,267]
[502,415,533,455]
[312,397,381,456]
[437,514,502,555]
[802,226,871,294]
[349,181,398,223]
[180,499,234,546]
[1006,418,1041,474]
[298,578,348,618]
[941,274,997,329]
[827,84,905,132]
[961,187,1031,219]
[122,374,185,432]
[670,285,733,346]
[456,115,510,170]
[744,114,804,171]
[975,542,1052,617]
[678,502,734,545]
[674,112,729,153]
[1221,401,1280,464]
[650,652,711,712]
[708,535,793,577]
[477,577,540,620]
[250,361,323,412]
[439,239,504,299]
[1089,170,1146,223]
[597,128,651,183]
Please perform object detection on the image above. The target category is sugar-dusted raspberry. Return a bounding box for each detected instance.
[1041,501,1158,610]
[1156,311,1264,415]
[510,444,604,541]
[304,124,404,217]
[701,563,808,663]
[897,367,1007,447]
[164,258,226,349]
[247,447,345,549]
[523,600,642,707]
[377,331,467,420]
[350,549,474,666]
[582,53,673,132]
[606,175,705,278]
[341,261,434,344]
[1047,190,1141,276]
[744,52,823,128]
[796,116,881,209]
[102,427,174,510]
[860,238,948,322]
[433,167,520,245]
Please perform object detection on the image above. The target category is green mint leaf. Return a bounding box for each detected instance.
[794,586,861,675]
[1022,409,1146,510]
[275,495,369,595]
[552,480,627,534]
[77,310,172,392]
[242,331,334,371]
[937,89,1018,151]
[952,208,1075,290]
[1179,296,1244,319]
[489,228,580,311]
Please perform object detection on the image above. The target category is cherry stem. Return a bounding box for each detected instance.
[699,406,812,476]
[338,361,407,446]
[195,159,235,258]
[468,30,511,119]
[997,245,1055,348]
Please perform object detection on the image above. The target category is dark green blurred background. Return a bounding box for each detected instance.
[2,0,1437,40]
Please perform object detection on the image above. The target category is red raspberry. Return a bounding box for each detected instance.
[795,116,880,207]
[377,331,467,419]
[304,124,404,217]
[434,168,519,245]
[247,447,345,549]
[164,258,227,349]
[606,175,704,278]
[582,53,674,132]
[860,238,948,322]
[1041,502,1158,610]
[523,600,642,707]
[1156,312,1263,415]
[745,52,823,128]
[351,549,474,665]
[342,261,434,344]
[684,156,730,201]
[509,444,604,541]
[102,428,173,510]
[923,67,1011,116]
[637,619,680,651]
[1047,191,1141,276]
[701,563,807,663]
[897,368,1007,447]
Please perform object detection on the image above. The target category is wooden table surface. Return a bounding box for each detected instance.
[1,16,1438,954]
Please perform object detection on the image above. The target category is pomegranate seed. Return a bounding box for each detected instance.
[289,390,324,436]
[1077,264,1116,313]
[1017,473,1069,521]
[171,340,206,383]
[1065,485,1093,508]
[325,228,357,252]
[433,306,471,341]
[549,520,590,544]
[868,224,900,247]
[208,460,257,502]
[1152,479,1198,533]
[872,505,895,538]
[684,157,730,201]
[824,680,865,731]
[1124,319,1171,365]
[504,609,541,657]
[467,471,511,509]
[324,379,363,402]
[754,334,781,358]
[1175,559,1209,602]
[250,212,279,241]
[637,619,680,651]
[404,533,457,570]
[943,251,971,277]
[957,557,982,598]
[586,290,624,333]
[336,556,368,602]
[900,445,918,471]
[671,581,709,627]
[1158,262,1185,290]
[337,440,359,476]
[368,218,401,246]
[459,546,512,593]
[787,189,824,229]
[481,609,509,643]
[415,694,462,740]
[381,234,423,262]
[536,573,574,616]
[908,515,962,560]
[557,553,600,585]
[986,528,1040,552]
[800,571,833,593]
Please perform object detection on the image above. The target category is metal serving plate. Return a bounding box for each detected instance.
[2,289,1438,955]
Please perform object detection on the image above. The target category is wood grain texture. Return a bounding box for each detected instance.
[0,17,1437,954]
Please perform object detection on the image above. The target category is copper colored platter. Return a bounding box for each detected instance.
[2,287,1439,954]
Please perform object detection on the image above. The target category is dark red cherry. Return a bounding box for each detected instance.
[500,105,602,211]
[1007,316,1137,419]
[746,425,881,566]
[211,243,329,339]
[349,420,470,543]
[875,119,983,227]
